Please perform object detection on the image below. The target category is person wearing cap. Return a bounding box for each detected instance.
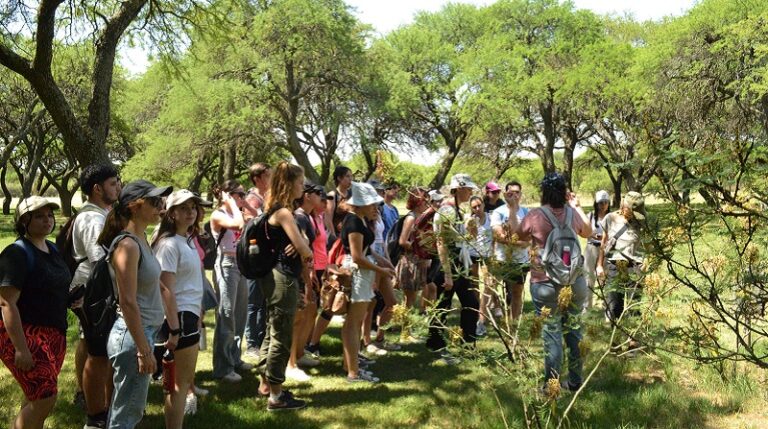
[597,191,647,341]
[428,189,444,211]
[325,166,353,243]
[0,197,73,429]
[256,162,314,411]
[209,180,251,383]
[483,182,505,214]
[427,174,482,363]
[150,190,212,428]
[97,179,173,428]
[583,190,611,310]
[503,172,592,393]
[68,164,121,429]
[381,182,400,240]
[340,182,396,383]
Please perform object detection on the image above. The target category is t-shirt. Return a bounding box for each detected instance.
[311,213,328,270]
[483,197,505,214]
[341,213,374,255]
[433,203,470,251]
[154,235,204,316]
[469,214,493,259]
[518,206,589,284]
[601,212,643,263]
[372,216,385,249]
[381,203,399,239]
[587,212,606,245]
[491,205,530,263]
[70,203,108,288]
[0,239,72,333]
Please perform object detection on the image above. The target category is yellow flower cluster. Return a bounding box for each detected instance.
[557,286,573,312]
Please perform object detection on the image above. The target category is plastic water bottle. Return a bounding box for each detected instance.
[248,239,260,255]
[199,323,207,351]
[162,350,176,393]
[562,246,571,267]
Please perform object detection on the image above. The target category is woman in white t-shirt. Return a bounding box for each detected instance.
[151,190,212,429]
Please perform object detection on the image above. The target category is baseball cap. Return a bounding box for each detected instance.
[16,196,59,220]
[165,189,213,210]
[119,180,173,207]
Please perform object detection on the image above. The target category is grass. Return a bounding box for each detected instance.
[1,203,768,428]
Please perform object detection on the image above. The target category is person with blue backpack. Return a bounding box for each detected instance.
[0,197,74,429]
[504,172,592,394]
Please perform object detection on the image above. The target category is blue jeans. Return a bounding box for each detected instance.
[530,277,587,388]
[213,254,248,378]
[245,278,267,350]
[107,317,159,429]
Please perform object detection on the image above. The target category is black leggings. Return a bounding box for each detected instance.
[426,264,479,351]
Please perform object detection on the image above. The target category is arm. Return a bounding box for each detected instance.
[399,215,415,250]
[211,196,244,231]
[567,193,592,238]
[349,232,395,277]
[112,239,156,375]
[434,210,454,289]
[0,287,34,371]
[158,271,180,351]
[275,208,313,260]
[324,192,336,237]
[596,228,608,279]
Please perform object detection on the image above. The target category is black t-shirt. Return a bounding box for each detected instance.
[294,208,316,245]
[341,213,374,256]
[0,239,72,333]
[269,206,303,278]
[483,197,505,213]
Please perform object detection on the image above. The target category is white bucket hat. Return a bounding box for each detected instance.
[449,174,479,190]
[428,190,445,202]
[347,182,384,207]
[594,190,610,204]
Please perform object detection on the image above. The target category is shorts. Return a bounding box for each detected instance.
[396,254,426,291]
[155,311,201,351]
[343,255,376,303]
[0,322,66,401]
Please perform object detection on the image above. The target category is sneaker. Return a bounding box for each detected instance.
[285,366,311,382]
[236,361,254,371]
[244,347,260,360]
[83,419,107,429]
[365,343,388,356]
[193,385,209,397]
[493,308,503,319]
[267,390,307,411]
[347,370,380,383]
[74,391,86,411]
[375,340,402,351]
[305,343,321,357]
[184,393,198,416]
[476,322,487,337]
[358,353,376,365]
[434,350,461,366]
[400,335,424,344]
[297,354,320,368]
[219,371,242,383]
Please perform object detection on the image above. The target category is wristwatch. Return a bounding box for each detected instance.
[169,328,182,336]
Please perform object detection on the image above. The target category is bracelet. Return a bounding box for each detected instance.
[169,328,182,336]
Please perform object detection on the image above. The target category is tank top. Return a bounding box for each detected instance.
[268,206,302,278]
[114,232,164,328]
[211,209,238,254]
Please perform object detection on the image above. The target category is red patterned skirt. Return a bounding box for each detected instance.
[0,321,66,401]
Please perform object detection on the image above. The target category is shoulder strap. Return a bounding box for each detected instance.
[539,206,563,229]
[109,233,144,267]
[564,206,573,227]
[611,222,629,243]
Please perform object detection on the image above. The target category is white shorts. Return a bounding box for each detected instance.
[343,255,376,303]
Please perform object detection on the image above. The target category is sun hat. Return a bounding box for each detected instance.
[118,180,173,207]
[347,182,384,207]
[449,174,479,190]
[16,196,60,220]
[622,191,646,220]
[428,190,445,202]
[485,182,501,192]
[165,189,213,210]
[595,190,610,204]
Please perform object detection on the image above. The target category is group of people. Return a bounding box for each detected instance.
[0,160,648,428]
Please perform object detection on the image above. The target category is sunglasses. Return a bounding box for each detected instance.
[145,196,166,209]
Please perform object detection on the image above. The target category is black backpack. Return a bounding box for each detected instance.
[55,206,101,275]
[201,222,226,270]
[386,215,407,263]
[82,233,141,340]
[236,207,278,279]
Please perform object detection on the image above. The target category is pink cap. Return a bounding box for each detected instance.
[485,182,501,192]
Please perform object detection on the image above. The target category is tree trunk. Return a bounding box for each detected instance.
[429,140,461,189]
[612,176,623,209]
[1,167,12,215]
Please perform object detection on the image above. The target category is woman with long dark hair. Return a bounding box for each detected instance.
[99,180,172,429]
[583,190,610,309]
[324,166,353,242]
[256,162,314,411]
[151,190,212,429]
[396,187,430,311]
[0,197,73,429]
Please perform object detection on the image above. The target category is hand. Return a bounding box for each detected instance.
[165,334,179,352]
[15,348,34,371]
[443,276,454,291]
[380,267,396,278]
[567,192,581,208]
[70,297,84,309]
[596,265,606,280]
[137,353,157,375]
[285,244,297,257]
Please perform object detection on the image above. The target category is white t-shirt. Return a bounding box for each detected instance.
[600,212,643,263]
[490,205,530,263]
[70,203,108,288]
[154,235,204,315]
[469,214,492,259]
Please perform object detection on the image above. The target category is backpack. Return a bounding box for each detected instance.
[201,222,226,270]
[55,205,101,275]
[327,236,347,266]
[385,215,407,263]
[411,208,437,260]
[236,207,278,279]
[539,206,584,286]
[81,233,141,341]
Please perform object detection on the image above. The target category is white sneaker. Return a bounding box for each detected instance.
[366,343,388,356]
[184,393,198,416]
[286,366,311,382]
[297,354,320,367]
[476,322,487,337]
[493,308,503,319]
[193,385,209,397]
[220,371,242,383]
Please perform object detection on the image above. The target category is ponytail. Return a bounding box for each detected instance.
[98,202,132,247]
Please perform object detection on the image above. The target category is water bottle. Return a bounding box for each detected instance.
[562,246,571,267]
[248,239,260,255]
[199,323,207,351]
[162,350,176,393]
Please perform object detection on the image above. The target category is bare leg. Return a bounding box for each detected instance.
[342,302,369,377]
[164,346,199,429]
[14,395,57,429]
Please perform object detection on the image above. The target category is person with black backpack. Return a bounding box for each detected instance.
[504,172,592,394]
[67,164,121,429]
[0,197,74,429]
[98,180,172,429]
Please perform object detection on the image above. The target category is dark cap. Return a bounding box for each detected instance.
[367,179,386,191]
[119,180,173,206]
[303,181,323,194]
